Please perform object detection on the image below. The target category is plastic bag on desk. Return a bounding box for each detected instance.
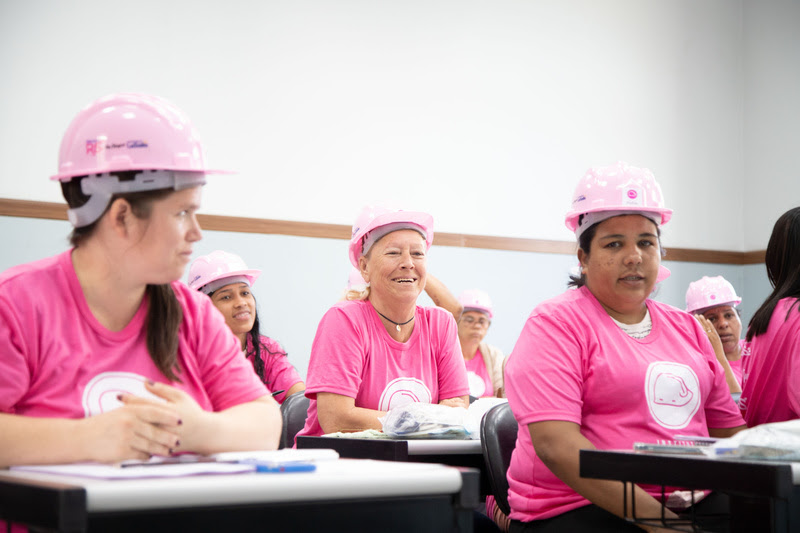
[711,419,800,459]
[464,398,509,439]
[379,402,469,438]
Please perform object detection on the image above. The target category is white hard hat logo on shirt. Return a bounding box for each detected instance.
[82,372,163,416]
[378,378,432,412]
[644,362,701,429]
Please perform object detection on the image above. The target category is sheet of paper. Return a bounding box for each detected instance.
[10,461,256,479]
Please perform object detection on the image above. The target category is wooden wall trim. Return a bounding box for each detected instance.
[0,198,765,265]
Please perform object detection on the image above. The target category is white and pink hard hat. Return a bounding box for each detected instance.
[458,289,494,319]
[685,275,742,314]
[348,204,434,268]
[565,161,673,237]
[52,93,231,227]
[188,250,261,295]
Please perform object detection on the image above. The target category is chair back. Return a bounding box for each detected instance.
[480,402,518,516]
[279,391,310,449]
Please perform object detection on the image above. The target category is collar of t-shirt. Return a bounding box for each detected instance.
[610,308,652,339]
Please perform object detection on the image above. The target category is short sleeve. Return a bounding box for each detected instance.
[505,313,585,427]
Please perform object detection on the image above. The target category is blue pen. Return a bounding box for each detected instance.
[240,459,316,473]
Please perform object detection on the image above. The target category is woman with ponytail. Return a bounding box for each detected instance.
[0,93,281,468]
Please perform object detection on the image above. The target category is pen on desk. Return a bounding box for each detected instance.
[120,457,224,468]
[271,389,285,397]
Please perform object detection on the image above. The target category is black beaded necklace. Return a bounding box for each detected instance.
[375,309,415,332]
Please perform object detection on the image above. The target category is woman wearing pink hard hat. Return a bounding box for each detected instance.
[456,289,506,399]
[504,162,745,532]
[740,207,800,428]
[0,94,281,471]
[296,204,469,440]
[189,251,305,404]
[686,276,744,392]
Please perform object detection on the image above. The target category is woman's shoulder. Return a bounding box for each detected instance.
[0,250,70,289]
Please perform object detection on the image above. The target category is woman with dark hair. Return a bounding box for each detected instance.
[504,162,745,532]
[0,93,280,468]
[740,207,800,427]
[189,250,305,403]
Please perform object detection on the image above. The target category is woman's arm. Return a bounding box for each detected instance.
[0,402,183,467]
[316,392,386,434]
[694,315,741,393]
[285,382,306,398]
[439,395,470,409]
[127,381,281,455]
[424,274,463,321]
[530,420,679,532]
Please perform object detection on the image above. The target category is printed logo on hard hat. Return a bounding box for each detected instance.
[378,377,432,412]
[644,362,701,429]
[85,139,149,157]
[572,194,586,206]
[82,371,164,417]
[622,185,644,207]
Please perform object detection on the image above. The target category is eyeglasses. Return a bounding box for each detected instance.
[461,315,490,327]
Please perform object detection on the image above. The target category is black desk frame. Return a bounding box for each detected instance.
[580,449,800,532]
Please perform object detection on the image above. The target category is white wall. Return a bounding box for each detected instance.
[742,0,800,250]
[3,0,791,251]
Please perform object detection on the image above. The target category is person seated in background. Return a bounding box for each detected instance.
[504,161,745,532]
[685,275,744,392]
[740,207,800,427]
[296,204,469,438]
[0,94,280,470]
[457,289,506,399]
[189,250,305,404]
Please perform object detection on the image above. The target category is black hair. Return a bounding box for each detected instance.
[746,207,800,341]
[567,214,665,289]
[61,174,183,382]
[246,308,288,386]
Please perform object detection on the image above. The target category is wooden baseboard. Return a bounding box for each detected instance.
[0,198,764,265]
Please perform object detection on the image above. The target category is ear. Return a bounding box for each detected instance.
[577,248,587,272]
[106,198,135,239]
[358,255,370,283]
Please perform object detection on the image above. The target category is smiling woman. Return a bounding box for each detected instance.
[295,205,470,440]
[188,250,305,404]
[503,162,746,533]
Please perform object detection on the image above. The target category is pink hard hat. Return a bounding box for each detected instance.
[188,250,261,295]
[685,275,742,314]
[52,93,231,227]
[348,204,434,268]
[458,289,493,319]
[565,161,673,234]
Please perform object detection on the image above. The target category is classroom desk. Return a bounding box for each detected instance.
[296,436,489,496]
[580,449,800,532]
[0,459,479,533]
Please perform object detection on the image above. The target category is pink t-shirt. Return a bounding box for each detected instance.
[728,342,744,386]
[504,286,744,522]
[296,299,469,438]
[740,298,800,427]
[0,250,269,420]
[465,348,494,398]
[247,335,304,404]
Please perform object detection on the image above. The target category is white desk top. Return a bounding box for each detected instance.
[406,439,482,455]
[0,459,463,512]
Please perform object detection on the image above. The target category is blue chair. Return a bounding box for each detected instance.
[279,391,310,449]
[480,402,518,516]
